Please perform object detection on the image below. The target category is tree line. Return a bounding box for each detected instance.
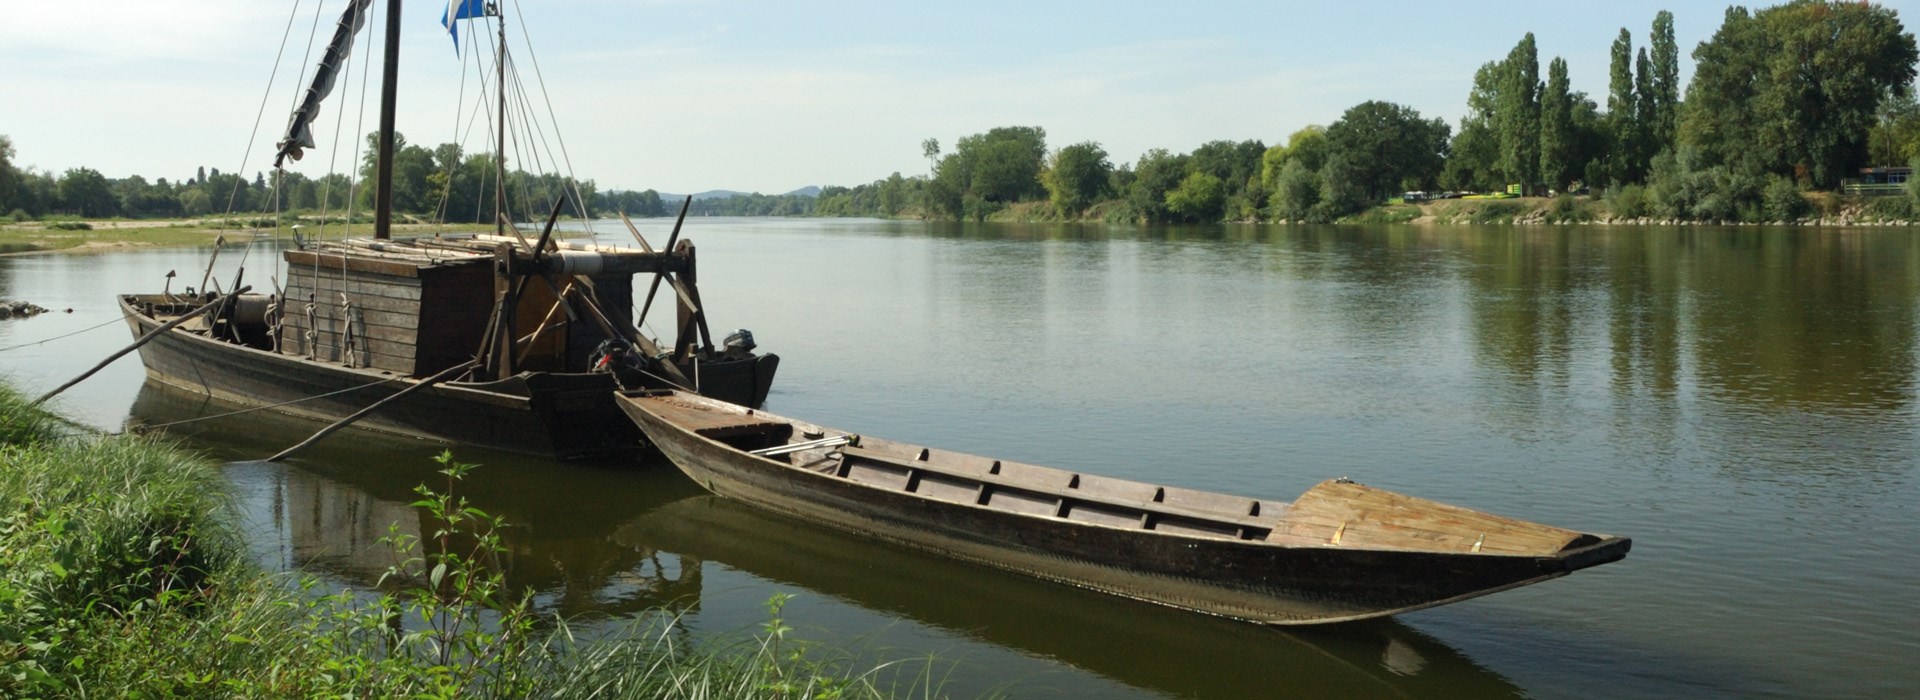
[8,2,1915,227]
[0,132,598,224]
[711,1,1917,225]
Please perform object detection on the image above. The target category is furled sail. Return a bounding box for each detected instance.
[275,0,377,167]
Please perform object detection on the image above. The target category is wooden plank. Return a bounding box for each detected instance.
[284,328,420,359]
[1270,480,1583,554]
[284,250,427,278]
[841,446,1275,533]
[281,292,422,316]
[641,396,788,435]
[286,280,424,302]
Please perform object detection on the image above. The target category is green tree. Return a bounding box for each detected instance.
[1268,159,1319,221]
[1650,11,1681,156]
[1682,1,1919,185]
[1607,28,1640,185]
[59,167,118,217]
[1042,141,1112,216]
[1635,47,1656,168]
[1445,62,1505,191]
[1539,57,1576,191]
[925,126,1048,219]
[1260,126,1328,190]
[0,134,17,213]
[1127,148,1189,222]
[179,187,212,217]
[1323,100,1451,200]
[1163,171,1225,222]
[1498,34,1541,189]
[1870,89,1920,166]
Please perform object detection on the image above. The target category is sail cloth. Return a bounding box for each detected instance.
[274,0,376,168]
[442,0,492,56]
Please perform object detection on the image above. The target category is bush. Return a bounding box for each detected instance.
[1469,201,1526,224]
[1603,184,1651,219]
[6,209,27,223]
[1866,195,1917,221]
[1762,175,1811,221]
[1545,194,1594,223]
[44,221,92,231]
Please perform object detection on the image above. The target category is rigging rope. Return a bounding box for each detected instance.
[226,0,308,274]
[509,0,595,233]
[0,314,136,353]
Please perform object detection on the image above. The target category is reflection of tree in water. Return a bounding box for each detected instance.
[623,494,1526,700]
[128,381,710,623]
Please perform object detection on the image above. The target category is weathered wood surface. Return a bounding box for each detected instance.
[616,390,1630,625]
[1270,480,1585,554]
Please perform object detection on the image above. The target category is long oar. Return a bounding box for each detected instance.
[34,288,250,407]
[635,196,691,330]
[266,359,477,462]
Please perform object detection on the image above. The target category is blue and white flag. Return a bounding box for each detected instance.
[441,0,489,56]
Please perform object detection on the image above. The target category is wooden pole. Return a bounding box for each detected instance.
[266,359,476,462]
[636,196,691,329]
[373,0,401,240]
[33,288,251,406]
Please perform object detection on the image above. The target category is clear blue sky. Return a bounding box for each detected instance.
[3,1,1915,194]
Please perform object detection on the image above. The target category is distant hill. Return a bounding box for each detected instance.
[653,187,818,200]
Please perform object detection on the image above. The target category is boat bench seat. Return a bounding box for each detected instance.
[840,446,1279,536]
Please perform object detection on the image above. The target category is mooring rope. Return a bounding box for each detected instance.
[130,372,407,433]
[0,313,136,353]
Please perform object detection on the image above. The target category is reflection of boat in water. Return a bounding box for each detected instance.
[128,380,707,620]
[617,494,1526,699]
[617,390,1630,625]
[118,0,775,459]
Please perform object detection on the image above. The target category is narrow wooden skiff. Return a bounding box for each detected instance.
[615,390,1630,625]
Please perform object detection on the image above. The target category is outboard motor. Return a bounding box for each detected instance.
[723,329,756,359]
[590,338,635,373]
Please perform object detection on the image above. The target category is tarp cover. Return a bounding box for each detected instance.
[275,0,377,168]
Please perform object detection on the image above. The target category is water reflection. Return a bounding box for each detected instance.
[131,379,1521,698]
[621,494,1525,700]
[130,382,707,620]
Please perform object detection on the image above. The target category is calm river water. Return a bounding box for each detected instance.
[2,219,1916,698]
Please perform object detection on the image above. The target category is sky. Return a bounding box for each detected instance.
[3,0,1916,195]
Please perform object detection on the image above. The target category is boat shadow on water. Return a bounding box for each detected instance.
[131,380,1523,697]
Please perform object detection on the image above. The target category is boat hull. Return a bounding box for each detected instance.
[617,391,1629,624]
[121,295,772,459]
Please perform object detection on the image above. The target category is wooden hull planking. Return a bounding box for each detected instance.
[616,390,1630,625]
[121,295,773,459]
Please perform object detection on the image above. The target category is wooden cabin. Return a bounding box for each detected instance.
[278,234,653,380]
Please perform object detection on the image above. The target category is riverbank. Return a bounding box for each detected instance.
[945,193,1919,227]
[0,217,504,256]
[0,385,948,698]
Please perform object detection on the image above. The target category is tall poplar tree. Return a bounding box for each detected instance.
[1499,34,1542,189]
[1607,29,1638,185]
[1539,57,1575,191]
[1650,11,1681,155]
[1635,48,1656,178]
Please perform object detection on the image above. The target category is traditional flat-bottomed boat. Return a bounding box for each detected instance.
[616,390,1631,624]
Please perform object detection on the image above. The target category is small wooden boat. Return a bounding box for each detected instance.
[615,390,1631,625]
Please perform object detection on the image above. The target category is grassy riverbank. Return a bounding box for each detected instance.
[0,216,504,255]
[0,386,952,698]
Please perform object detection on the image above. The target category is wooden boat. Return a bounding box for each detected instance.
[120,0,775,458]
[615,390,1631,625]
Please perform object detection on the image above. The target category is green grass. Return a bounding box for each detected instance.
[0,385,968,698]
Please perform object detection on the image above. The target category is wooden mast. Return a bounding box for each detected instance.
[372,0,402,240]
[495,3,507,237]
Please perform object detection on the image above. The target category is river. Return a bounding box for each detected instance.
[2,219,1915,698]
